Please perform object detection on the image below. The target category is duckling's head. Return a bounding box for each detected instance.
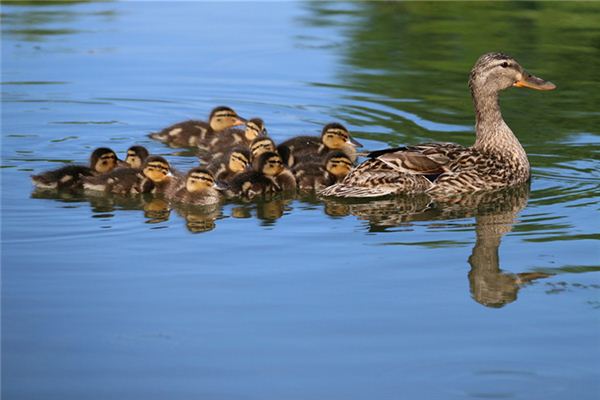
[186,167,216,193]
[142,156,172,183]
[250,137,277,159]
[244,118,267,141]
[325,151,353,178]
[321,123,362,150]
[90,147,118,173]
[227,147,251,173]
[257,151,284,177]
[125,145,149,169]
[209,106,246,131]
[469,52,556,95]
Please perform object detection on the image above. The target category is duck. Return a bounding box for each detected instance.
[123,145,149,169]
[292,151,354,190]
[277,122,362,167]
[149,106,246,148]
[319,52,556,199]
[198,118,267,162]
[83,155,179,195]
[168,167,221,206]
[31,147,119,190]
[226,151,295,198]
[249,136,278,161]
[207,146,251,184]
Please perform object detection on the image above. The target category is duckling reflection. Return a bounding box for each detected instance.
[174,203,221,233]
[143,197,171,224]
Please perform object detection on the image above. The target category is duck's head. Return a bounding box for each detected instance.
[244,118,267,141]
[90,147,118,173]
[250,137,277,160]
[325,151,353,179]
[209,106,246,131]
[142,156,173,183]
[321,122,362,150]
[257,151,284,177]
[227,147,251,173]
[125,145,149,169]
[186,167,216,193]
[469,52,556,94]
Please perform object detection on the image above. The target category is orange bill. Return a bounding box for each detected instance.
[513,72,556,91]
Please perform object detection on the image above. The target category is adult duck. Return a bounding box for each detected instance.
[319,52,556,198]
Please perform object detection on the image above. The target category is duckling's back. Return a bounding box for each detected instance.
[31,165,95,190]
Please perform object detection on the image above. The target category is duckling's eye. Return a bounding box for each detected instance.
[501,62,509,68]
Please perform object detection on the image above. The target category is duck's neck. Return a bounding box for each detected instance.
[471,86,529,170]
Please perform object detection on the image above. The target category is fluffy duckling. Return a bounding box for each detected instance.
[199,118,267,162]
[207,146,251,184]
[292,151,353,190]
[277,122,362,167]
[124,145,149,169]
[250,136,277,161]
[83,155,178,195]
[168,167,221,206]
[149,106,246,148]
[31,147,118,190]
[227,151,295,198]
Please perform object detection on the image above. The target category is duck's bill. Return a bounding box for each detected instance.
[513,72,556,91]
[234,117,247,126]
[348,137,364,148]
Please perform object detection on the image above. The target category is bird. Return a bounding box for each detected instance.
[319,52,556,199]
[31,147,119,190]
[226,151,295,198]
[292,151,353,190]
[123,145,149,169]
[249,136,278,161]
[198,118,267,162]
[207,146,251,184]
[148,106,246,148]
[277,122,362,167]
[167,167,221,206]
[83,155,179,195]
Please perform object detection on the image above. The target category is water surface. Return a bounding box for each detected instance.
[2,2,599,399]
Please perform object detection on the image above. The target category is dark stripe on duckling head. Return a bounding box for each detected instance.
[186,167,215,192]
[90,147,118,173]
[250,137,276,158]
[256,151,284,176]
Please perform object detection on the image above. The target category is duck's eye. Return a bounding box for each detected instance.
[501,62,509,68]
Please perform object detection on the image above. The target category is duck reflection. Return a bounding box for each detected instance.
[174,203,221,233]
[323,184,553,307]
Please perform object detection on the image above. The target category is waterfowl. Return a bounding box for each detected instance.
[149,106,246,148]
[292,151,353,190]
[226,151,295,198]
[83,155,178,195]
[207,146,251,184]
[31,147,118,190]
[124,145,149,169]
[249,136,277,161]
[319,52,556,199]
[277,122,362,167]
[168,167,221,206]
[198,118,266,162]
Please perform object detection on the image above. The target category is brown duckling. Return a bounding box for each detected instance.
[250,136,277,161]
[124,145,149,169]
[31,147,118,190]
[149,106,246,148]
[226,151,295,199]
[168,167,221,206]
[207,146,251,184]
[277,122,362,167]
[292,151,353,190]
[199,118,266,162]
[83,155,178,195]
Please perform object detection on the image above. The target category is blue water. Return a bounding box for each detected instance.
[2,2,599,399]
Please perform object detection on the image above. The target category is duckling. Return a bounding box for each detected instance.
[83,155,178,195]
[149,106,246,148]
[207,146,251,184]
[250,136,277,161]
[31,147,118,190]
[320,52,556,199]
[198,118,266,162]
[124,145,149,169]
[292,151,353,190]
[168,167,221,206]
[277,122,362,167]
[226,151,295,198]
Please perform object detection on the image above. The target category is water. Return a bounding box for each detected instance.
[2,2,599,399]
